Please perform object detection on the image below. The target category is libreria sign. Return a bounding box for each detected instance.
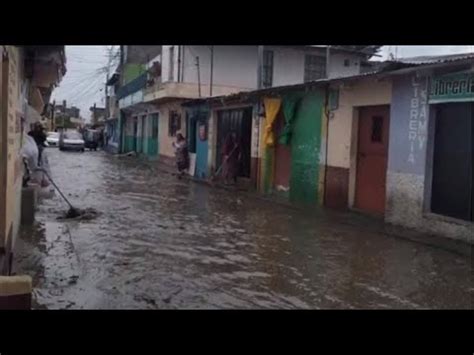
[429,71,474,103]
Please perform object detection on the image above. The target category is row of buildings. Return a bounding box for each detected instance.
[0,46,67,277]
[103,46,473,244]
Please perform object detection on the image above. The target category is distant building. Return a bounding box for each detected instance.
[90,106,106,126]
[51,100,84,130]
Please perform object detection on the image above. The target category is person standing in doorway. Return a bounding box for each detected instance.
[172,133,189,178]
[222,131,241,185]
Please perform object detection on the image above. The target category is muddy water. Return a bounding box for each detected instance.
[14,149,472,309]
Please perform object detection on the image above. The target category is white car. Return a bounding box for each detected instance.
[59,131,85,152]
[46,132,59,147]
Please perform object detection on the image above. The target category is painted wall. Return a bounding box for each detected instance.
[181,46,258,89]
[328,78,392,169]
[162,46,367,92]
[327,53,363,79]
[325,78,392,209]
[123,63,145,85]
[157,101,187,159]
[386,73,473,243]
[0,47,25,254]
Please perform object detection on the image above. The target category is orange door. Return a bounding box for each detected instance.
[355,105,390,215]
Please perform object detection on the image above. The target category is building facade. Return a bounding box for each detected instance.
[0,45,66,275]
[116,45,377,167]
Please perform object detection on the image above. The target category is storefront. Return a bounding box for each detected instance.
[428,71,473,222]
[386,67,473,243]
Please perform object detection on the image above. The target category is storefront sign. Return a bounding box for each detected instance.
[429,71,474,103]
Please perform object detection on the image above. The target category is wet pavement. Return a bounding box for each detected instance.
[14,149,473,309]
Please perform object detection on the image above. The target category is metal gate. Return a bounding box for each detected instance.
[216,107,252,178]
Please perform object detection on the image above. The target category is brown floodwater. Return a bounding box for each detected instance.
[14,149,473,309]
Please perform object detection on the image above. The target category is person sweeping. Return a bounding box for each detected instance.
[222,132,241,185]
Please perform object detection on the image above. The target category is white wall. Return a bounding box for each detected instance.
[161,45,179,83]
[176,46,366,91]
[328,53,363,78]
[182,46,258,90]
[268,46,305,86]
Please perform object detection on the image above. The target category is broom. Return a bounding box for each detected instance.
[35,167,81,218]
[210,144,239,182]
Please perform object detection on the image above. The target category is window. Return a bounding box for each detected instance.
[262,50,273,88]
[371,116,383,142]
[344,59,350,67]
[168,46,174,81]
[304,55,326,82]
[168,110,181,136]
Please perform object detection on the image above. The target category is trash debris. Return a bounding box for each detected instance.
[57,207,100,221]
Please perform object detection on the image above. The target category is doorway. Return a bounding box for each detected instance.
[133,118,138,152]
[355,105,390,215]
[216,107,252,178]
[431,102,473,221]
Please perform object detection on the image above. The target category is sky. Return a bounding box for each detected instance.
[52,45,473,123]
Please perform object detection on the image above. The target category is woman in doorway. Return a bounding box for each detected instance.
[172,133,189,178]
[222,132,241,185]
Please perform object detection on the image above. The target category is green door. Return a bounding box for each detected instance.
[148,113,159,156]
[289,91,324,204]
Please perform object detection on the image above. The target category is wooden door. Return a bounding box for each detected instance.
[355,105,390,215]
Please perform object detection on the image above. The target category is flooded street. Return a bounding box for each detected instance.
[14,149,472,309]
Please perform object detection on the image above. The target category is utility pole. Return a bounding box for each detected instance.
[257,45,264,89]
[209,46,214,96]
[195,56,201,98]
[51,100,56,131]
[104,46,114,120]
[326,45,331,79]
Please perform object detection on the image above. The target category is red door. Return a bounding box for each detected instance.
[274,112,291,192]
[355,105,390,215]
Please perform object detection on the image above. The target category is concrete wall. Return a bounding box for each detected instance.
[386,73,473,243]
[327,52,363,79]
[181,46,258,90]
[162,46,366,91]
[325,78,392,209]
[0,46,25,256]
[156,101,187,159]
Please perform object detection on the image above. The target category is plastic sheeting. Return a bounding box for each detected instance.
[263,98,282,147]
[279,92,304,146]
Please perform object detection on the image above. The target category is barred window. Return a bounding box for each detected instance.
[304,55,326,82]
[262,50,273,88]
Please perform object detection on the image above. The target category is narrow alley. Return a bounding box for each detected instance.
[14,149,472,309]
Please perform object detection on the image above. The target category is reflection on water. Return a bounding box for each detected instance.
[14,149,472,309]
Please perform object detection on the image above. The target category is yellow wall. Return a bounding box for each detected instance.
[0,46,24,250]
[328,78,392,169]
[156,100,187,158]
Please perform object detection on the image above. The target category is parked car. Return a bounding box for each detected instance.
[83,129,100,151]
[59,130,85,152]
[46,132,59,147]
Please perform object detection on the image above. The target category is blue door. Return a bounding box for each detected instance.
[195,120,209,179]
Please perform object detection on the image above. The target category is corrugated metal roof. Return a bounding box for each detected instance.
[396,52,474,65]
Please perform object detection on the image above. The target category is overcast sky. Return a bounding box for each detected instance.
[52,45,473,122]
